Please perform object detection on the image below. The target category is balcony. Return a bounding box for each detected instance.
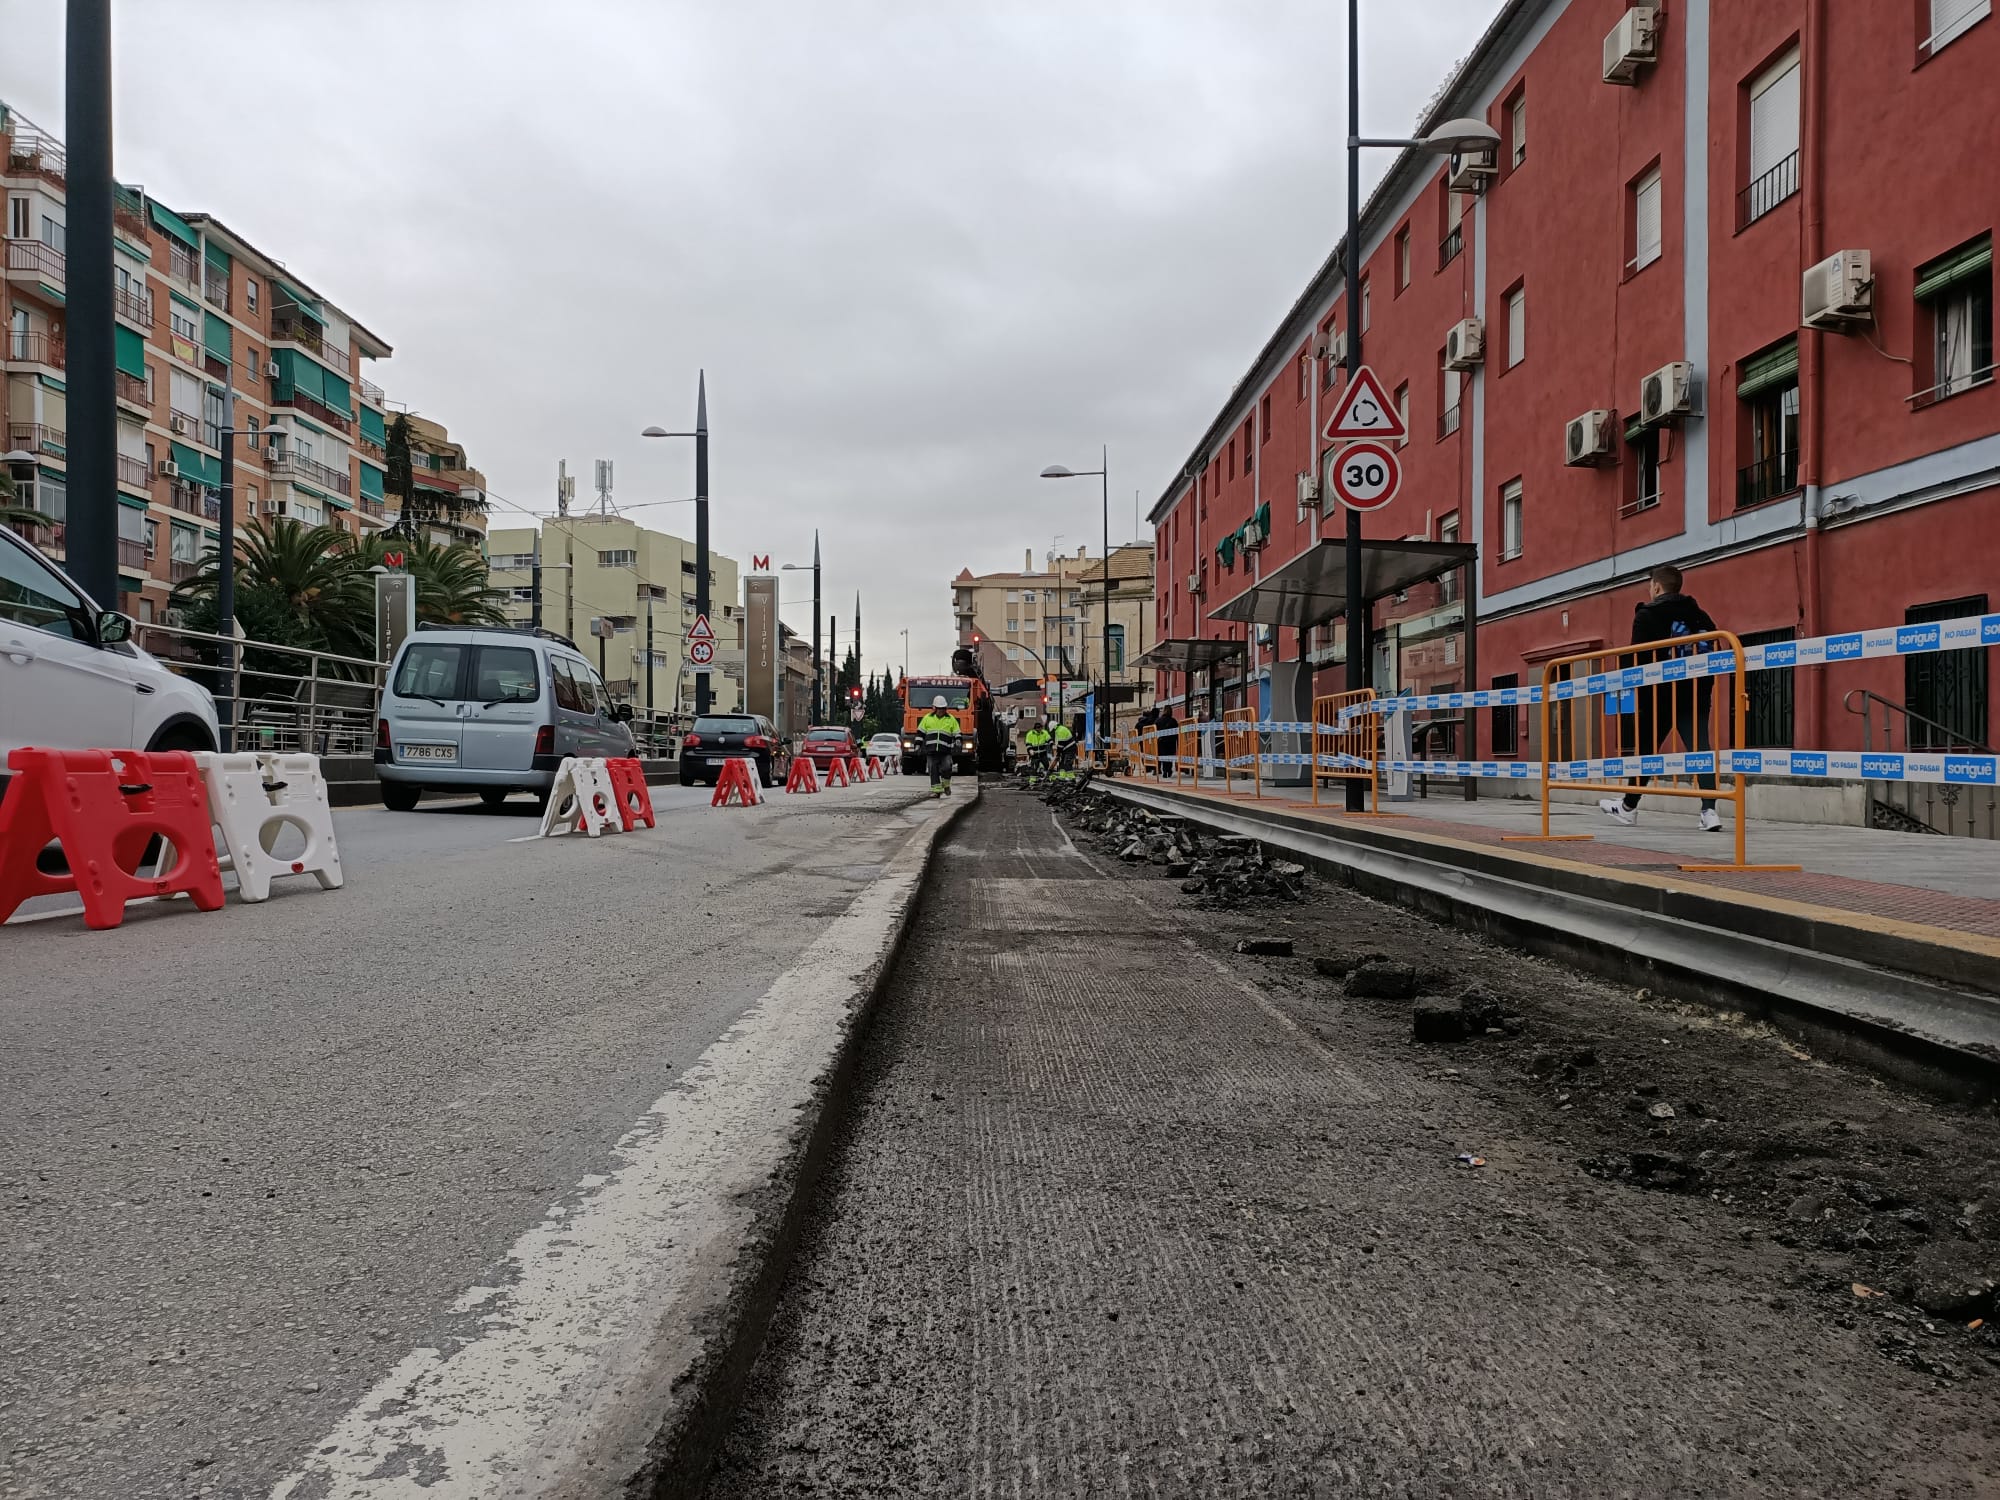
[166,242,200,288]
[116,453,152,492]
[113,186,148,242]
[270,388,352,435]
[113,283,153,327]
[7,516,63,554]
[269,449,354,497]
[5,117,66,188]
[359,376,385,407]
[115,370,150,411]
[117,537,147,571]
[358,495,385,521]
[5,237,65,285]
[268,314,351,375]
[1439,225,1463,269]
[168,483,221,521]
[203,266,230,311]
[1438,404,1462,440]
[1738,151,1799,231]
[356,433,385,460]
[5,330,65,369]
[7,423,66,460]
[170,558,201,584]
[1736,450,1800,509]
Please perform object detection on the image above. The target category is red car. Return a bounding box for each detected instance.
[798,725,857,774]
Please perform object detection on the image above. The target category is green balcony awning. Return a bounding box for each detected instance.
[115,324,147,379]
[148,201,199,250]
[169,441,221,489]
[277,349,326,405]
[1914,237,1992,301]
[116,492,150,512]
[204,240,231,273]
[1738,339,1799,399]
[359,404,387,447]
[320,372,352,417]
[274,281,322,322]
[169,288,202,315]
[359,462,385,501]
[203,311,231,362]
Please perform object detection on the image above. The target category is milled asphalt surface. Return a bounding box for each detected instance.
[0,776,941,1499]
[708,787,2000,1498]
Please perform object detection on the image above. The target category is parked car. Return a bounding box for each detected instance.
[864,732,903,763]
[375,626,634,811]
[679,713,788,787]
[0,527,218,781]
[797,725,857,775]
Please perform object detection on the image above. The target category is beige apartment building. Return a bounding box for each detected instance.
[390,411,488,551]
[488,515,742,716]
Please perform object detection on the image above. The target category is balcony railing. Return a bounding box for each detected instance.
[1738,151,1799,230]
[8,516,64,554]
[1736,450,1800,509]
[113,283,153,326]
[166,483,221,521]
[359,376,385,406]
[170,558,201,584]
[1439,226,1463,269]
[272,388,353,434]
[116,453,152,491]
[5,237,65,283]
[356,434,386,460]
[5,115,66,187]
[115,370,150,409]
[203,267,230,311]
[5,330,65,368]
[1438,404,1462,440]
[117,537,147,570]
[7,422,66,459]
[269,449,354,497]
[113,186,149,242]
[358,495,385,520]
[167,242,200,287]
[268,314,351,374]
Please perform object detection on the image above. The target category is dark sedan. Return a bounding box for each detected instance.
[678,713,788,787]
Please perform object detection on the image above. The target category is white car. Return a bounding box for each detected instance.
[865,732,903,762]
[0,528,220,773]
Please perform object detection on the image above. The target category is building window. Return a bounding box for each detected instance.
[1491,672,1520,754]
[598,548,636,568]
[246,277,259,312]
[1242,419,1254,473]
[1742,47,1801,229]
[1740,628,1796,747]
[245,414,259,447]
[1505,283,1525,368]
[1006,618,1019,633]
[1624,420,1662,515]
[1360,275,1371,332]
[1297,353,1310,402]
[1023,590,1036,604]
[1507,88,1527,169]
[1440,180,1465,268]
[1906,595,1990,748]
[1499,479,1523,560]
[1260,395,1271,443]
[6,196,28,239]
[170,302,200,347]
[1630,166,1663,273]
[1394,381,1410,450]
[1439,511,1460,603]
[1106,624,1125,673]
[1395,226,1411,292]
[1913,234,1993,407]
[1737,338,1800,508]
[1923,0,1990,57]
[1438,353,1461,439]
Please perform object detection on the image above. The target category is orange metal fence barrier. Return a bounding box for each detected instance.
[1312,688,1384,812]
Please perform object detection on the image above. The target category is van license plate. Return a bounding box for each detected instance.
[400,743,457,762]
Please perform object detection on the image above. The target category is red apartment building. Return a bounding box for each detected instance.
[1153,0,1996,763]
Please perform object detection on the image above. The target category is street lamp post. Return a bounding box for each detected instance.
[899,627,909,681]
[1039,446,1112,749]
[1340,0,1498,806]
[781,536,822,722]
[641,370,711,714]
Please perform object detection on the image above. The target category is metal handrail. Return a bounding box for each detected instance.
[1841,687,1994,755]
[1738,151,1799,230]
[133,621,388,758]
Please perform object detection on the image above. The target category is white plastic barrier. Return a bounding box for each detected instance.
[537,757,622,838]
[194,751,344,903]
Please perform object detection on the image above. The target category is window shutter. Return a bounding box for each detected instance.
[1507,288,1525,365]
[1737,338,1800,398]
[1749,55,1800,180]
[1913,236,1992,300]
[1930,0,1990,50]
[1634,170,1663,267]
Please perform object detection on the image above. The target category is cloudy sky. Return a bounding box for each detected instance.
[2,0,1501,671]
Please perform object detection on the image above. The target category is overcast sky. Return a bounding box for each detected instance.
[2,0,1501,672]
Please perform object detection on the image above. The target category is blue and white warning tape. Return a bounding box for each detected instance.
[1161,747,1999,789]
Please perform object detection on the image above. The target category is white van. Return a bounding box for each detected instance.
[375,626,636,810]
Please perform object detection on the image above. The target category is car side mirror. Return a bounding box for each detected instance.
[96,610,133,645]
[614,703,634,723]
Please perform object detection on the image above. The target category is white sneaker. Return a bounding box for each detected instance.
[1598,797,1637,827]
[1699,807,1722,833]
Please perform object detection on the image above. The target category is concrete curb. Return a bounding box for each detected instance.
[630,783,980,1498]
[1104,780,2000,1104]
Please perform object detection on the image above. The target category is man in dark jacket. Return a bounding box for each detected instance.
[1600,564,1723,832]
[1154,702,1180,779]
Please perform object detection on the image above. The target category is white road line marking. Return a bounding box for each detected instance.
[269,839,929,1498]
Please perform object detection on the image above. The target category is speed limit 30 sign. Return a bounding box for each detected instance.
[1325,439,1402,512]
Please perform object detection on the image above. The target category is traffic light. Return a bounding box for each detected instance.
[849,685,863,703]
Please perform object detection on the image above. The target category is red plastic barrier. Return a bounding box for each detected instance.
[785,757,820,794]
[604,757,656,830]
[866,757,887,781]
[0,748,226,930]
[846,756,869,784]
[823,757,851,788]
[711,757,762,807]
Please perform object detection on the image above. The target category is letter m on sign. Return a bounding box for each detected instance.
[753,555,771,571]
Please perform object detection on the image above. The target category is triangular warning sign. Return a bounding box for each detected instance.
[687,613,716,644]
[1322,364,1407,442]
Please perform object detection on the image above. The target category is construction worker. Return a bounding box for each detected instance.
[918,695,960,797]
[1023,722,1052,780]
[1052,717,1077,780]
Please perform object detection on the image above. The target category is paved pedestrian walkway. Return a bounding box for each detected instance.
[708,790,1999,1498]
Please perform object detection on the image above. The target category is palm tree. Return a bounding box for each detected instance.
[0,466,55,536]
[172,515,374,659]
[354,532,506,628]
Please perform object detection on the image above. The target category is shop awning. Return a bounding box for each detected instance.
[1204,538,1477,632]
[1132,637,1248,677]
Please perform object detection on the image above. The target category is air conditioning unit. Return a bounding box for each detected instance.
[1447,146,1496,194]
[264,498,289,517]
[1241,519,1266,550]
[169,414,190,435]
[1186,572,1203,596]
[1296,471,1319,510]
[1801,249,1873,332]
[1603,7,1660,84]
[1315,327,1347,364]
[1444,317,1485,371]
[157,459,180,479]
[1640,361,1700,425]
[1564,409,1617,467]
[265,360,282,379]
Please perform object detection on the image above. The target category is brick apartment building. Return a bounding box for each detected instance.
[1,100,484,626]
[1152,0,1996,761]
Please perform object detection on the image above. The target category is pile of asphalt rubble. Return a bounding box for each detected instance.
[1059,789,1309,906]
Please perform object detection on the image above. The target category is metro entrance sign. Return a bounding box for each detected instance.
[1321,364,1406,444]
[1324,439,1402,512]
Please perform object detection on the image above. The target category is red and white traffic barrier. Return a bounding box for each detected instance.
[195,751,343,903]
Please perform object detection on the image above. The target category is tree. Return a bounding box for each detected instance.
[172,515,373,661]
[0,466,54,535]
[384,412,489,532]
[355,533,506,628]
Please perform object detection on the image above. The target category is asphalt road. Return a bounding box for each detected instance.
[0,776,944,1498]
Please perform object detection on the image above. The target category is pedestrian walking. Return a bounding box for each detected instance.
[1133,705,1158,773]
[917,695,960,798]
[1155,702,1179,780]
[1599,563,1724,832]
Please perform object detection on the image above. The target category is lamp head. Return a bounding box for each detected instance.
[1039,465,1076,479]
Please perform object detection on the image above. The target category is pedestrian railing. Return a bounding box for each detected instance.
[134,621,387,758]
